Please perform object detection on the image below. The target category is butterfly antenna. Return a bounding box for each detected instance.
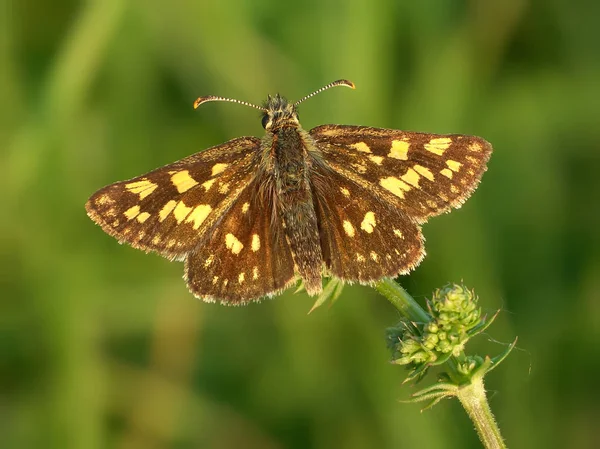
[193,95,267,112]
[294,79,355,106]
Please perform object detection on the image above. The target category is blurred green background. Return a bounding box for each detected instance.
[2,0,599,448]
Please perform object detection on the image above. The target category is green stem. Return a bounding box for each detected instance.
[374,278,507,449]
[374,278,430,323]
[456,377,507,449]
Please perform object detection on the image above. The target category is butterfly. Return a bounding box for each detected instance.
[86,80,492,305]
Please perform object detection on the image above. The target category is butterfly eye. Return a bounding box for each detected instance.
[261,114,270,129]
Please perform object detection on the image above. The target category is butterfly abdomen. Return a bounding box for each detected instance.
[272,126,323,295]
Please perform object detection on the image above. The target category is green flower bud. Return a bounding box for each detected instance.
[423,333,439,349]
[424,322,439,333]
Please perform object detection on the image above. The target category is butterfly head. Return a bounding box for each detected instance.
[261,95,299,131]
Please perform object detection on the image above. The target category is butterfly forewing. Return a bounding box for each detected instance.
[185,177,296,304]
[311,125,492,223]
[85,137,260,260]
[313,166,425,282]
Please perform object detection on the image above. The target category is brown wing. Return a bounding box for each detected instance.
[85,137,261,261]
[310,125,492,224]
[311,166,425,283]
[184,177,296,305]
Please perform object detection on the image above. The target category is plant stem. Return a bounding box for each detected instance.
[374,278,507,449]
[456,377,507,449]
[374,277,430,323]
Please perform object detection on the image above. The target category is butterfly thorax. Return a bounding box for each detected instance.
[260,96,323,295]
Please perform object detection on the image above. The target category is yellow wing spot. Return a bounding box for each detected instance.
[426,200,437,208]
[368,155,384,165]
[438,192,449,202]
[380,176,410,198]
[356,253,366,262]
[96,194,114,206]
[238,272,245,284]
[370,251,378,262]
[166,239,176,248]
[343,220,355,237]
[351,162,367,174]
[466,155,478,164]
[424,137,452,156]
[173,201,192,223]
[440,168,453,179]
[225,233,244,255]
[186,204,212,230]
[413,164,434,181]
[401,168,421,188]
[251,234,261,252]
[469,142,482,152]
[112,219,119,227]
[125,179,157,200]
[393,229,403,238]
[386,254,392,260]
[204,255,214,267]
[212,276,219,285]
[361,211,376,233]
[389,139,409,160]
[137,212,151,223]
[446,160,462,172]
[211,163,229,176]
[171,170,199,193]
[242,202,250,213]
[450,185,460,194]
[124,205,140,220]
[223,279,229,287]
[136,231,146,241]
[253,266,259,280]
[467,169,475,176]
[202,179,216,191]
[152,235,161,245]
[123,228,131,236]
[218,182,230,194]
[105,208,117,218]
[158,200,177,222]
[349,142,371,153]
[340,187,351,197]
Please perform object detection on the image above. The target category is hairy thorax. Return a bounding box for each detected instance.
[268,126,323,294]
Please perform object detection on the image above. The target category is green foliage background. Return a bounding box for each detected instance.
[2,1,599,448]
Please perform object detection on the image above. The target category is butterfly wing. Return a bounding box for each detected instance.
[184,177,296,304]
[312,166,425,282]
[86,137,261,260]
[86,136,295,304]
[311,125,492,224]
[310,124,491,282]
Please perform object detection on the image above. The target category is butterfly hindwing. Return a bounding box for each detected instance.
[85,137,261,260]
[184,176,296,304]
[311,125,492,223]
[312,166,425,282]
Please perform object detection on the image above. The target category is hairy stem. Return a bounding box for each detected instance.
[374,277,430,323]
[456,377,507,449]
